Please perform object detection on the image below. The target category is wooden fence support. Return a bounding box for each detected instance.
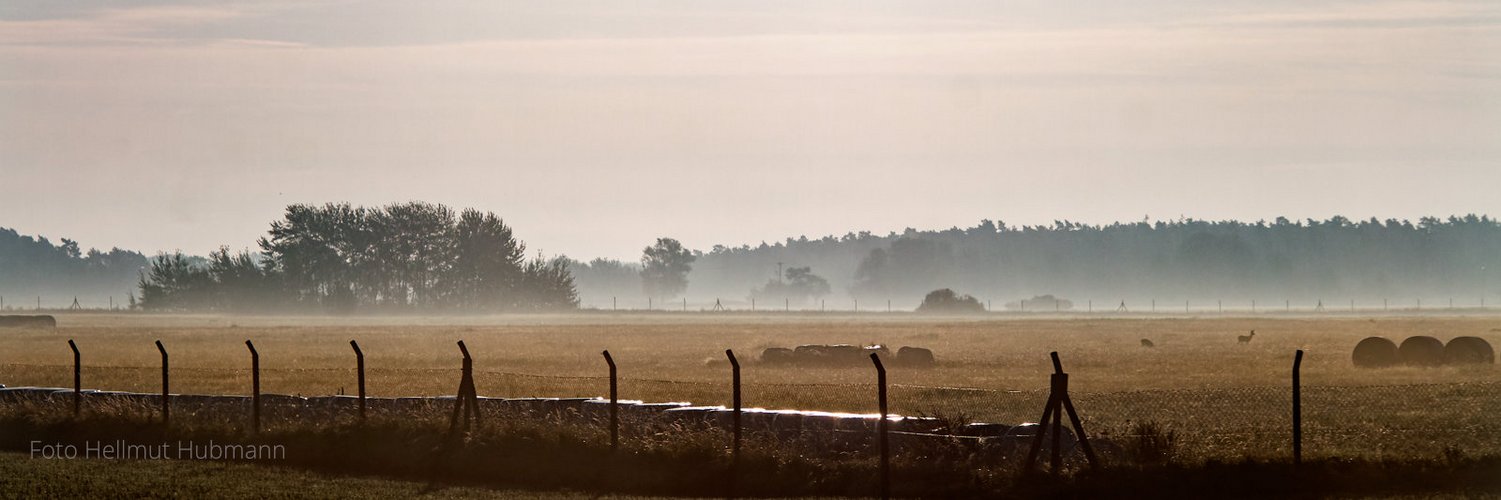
[350,340,366,423]
[870,352,890,500]
[1293,349,1304,468]
[246,340,260,434]
[155,340,169,426]
[726,349,742,497]
[603,350,618,451]
[1024,352,1099,475]
[68,339,80,417]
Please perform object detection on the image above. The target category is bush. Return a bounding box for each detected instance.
[916,288,986,313]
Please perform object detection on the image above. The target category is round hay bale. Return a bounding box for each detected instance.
[896,346,936,367]
[1443,336,1495,365]
[1398,336,1445,366]
[0,315,56,329]
[794,344,863,365]
[760,347,794,364]
[1351,337,1399,368]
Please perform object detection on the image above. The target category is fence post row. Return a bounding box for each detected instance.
[246,340,260,434]
[68,339,80,417]
[35,338,1339,486]
[603,350,618,451]
[155,340,169,426]
[1293,349,1304,468]
[870,353,890,500]
[350,340,366,423]
[726,349,741,498]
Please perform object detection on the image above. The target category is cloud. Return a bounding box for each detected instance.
[0,3,273,46]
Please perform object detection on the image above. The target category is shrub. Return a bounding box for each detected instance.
[916,289,985,314]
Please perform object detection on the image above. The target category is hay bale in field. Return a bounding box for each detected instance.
[760,347,795,364]
[1352,337,1399,368]
[0,315,56,329]
[1443,336,1495,365]
[794,344,864,364]
[896,346,935,367]
[1398,336,1445,366]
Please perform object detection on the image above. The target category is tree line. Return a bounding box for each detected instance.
[12,213,1501,312]
[570,215,1501,308]
[0,227,147,308]
[138,202,578,312]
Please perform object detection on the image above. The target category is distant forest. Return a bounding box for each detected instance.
[0,227,146,309]
[572,216,1501,309]
[5,214,1500,312]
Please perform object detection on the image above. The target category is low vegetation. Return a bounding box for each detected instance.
[2,313,1500,496]
[3,397,1499,498]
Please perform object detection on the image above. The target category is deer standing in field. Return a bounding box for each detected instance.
[1238,330,1255,345]
[1140,339,1155,348]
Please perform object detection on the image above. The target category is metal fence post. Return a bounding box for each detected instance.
[727,349,742,498]
[870,352,889,500]
[350,340,366,423]
[246,340,260,433]
[155,340,169,426]
[603,350,618,451]
[1024,352,1099,474]
[1293,349,1304,468]
[445,340,481,439]
[68,339,80,417]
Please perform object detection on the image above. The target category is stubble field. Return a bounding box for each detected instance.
[3,312,1499,461]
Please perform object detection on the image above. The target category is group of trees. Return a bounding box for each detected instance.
[575,215,1501,308]
[640,238,695,301]
[0,227,147,307]
[750,266,832,305]
[916,288,985,313]
[139,202,578,312]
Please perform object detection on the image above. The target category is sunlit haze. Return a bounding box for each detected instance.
[2,1,1498,259]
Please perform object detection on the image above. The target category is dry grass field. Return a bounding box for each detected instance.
[4,312,1500,461]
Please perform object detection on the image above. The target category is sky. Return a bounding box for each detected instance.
[1,1,1498,260]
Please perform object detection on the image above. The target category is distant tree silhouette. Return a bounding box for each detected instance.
[0,227,148,306]
[641,238,695,300]
[138,202,576,312]
[751,266,831,304]
[1005,294,1073,311]
[916,288,985,313]
[657,215,1501,305]
[567,257,641,303]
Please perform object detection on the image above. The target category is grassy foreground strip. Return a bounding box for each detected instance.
[4,404,1501,498]
[0,451,626,499]
[3,451,1500,500]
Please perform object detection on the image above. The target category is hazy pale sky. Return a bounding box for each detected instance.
[2,1,1498,260]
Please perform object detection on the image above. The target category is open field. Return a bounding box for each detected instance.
[3,313,1500,461]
